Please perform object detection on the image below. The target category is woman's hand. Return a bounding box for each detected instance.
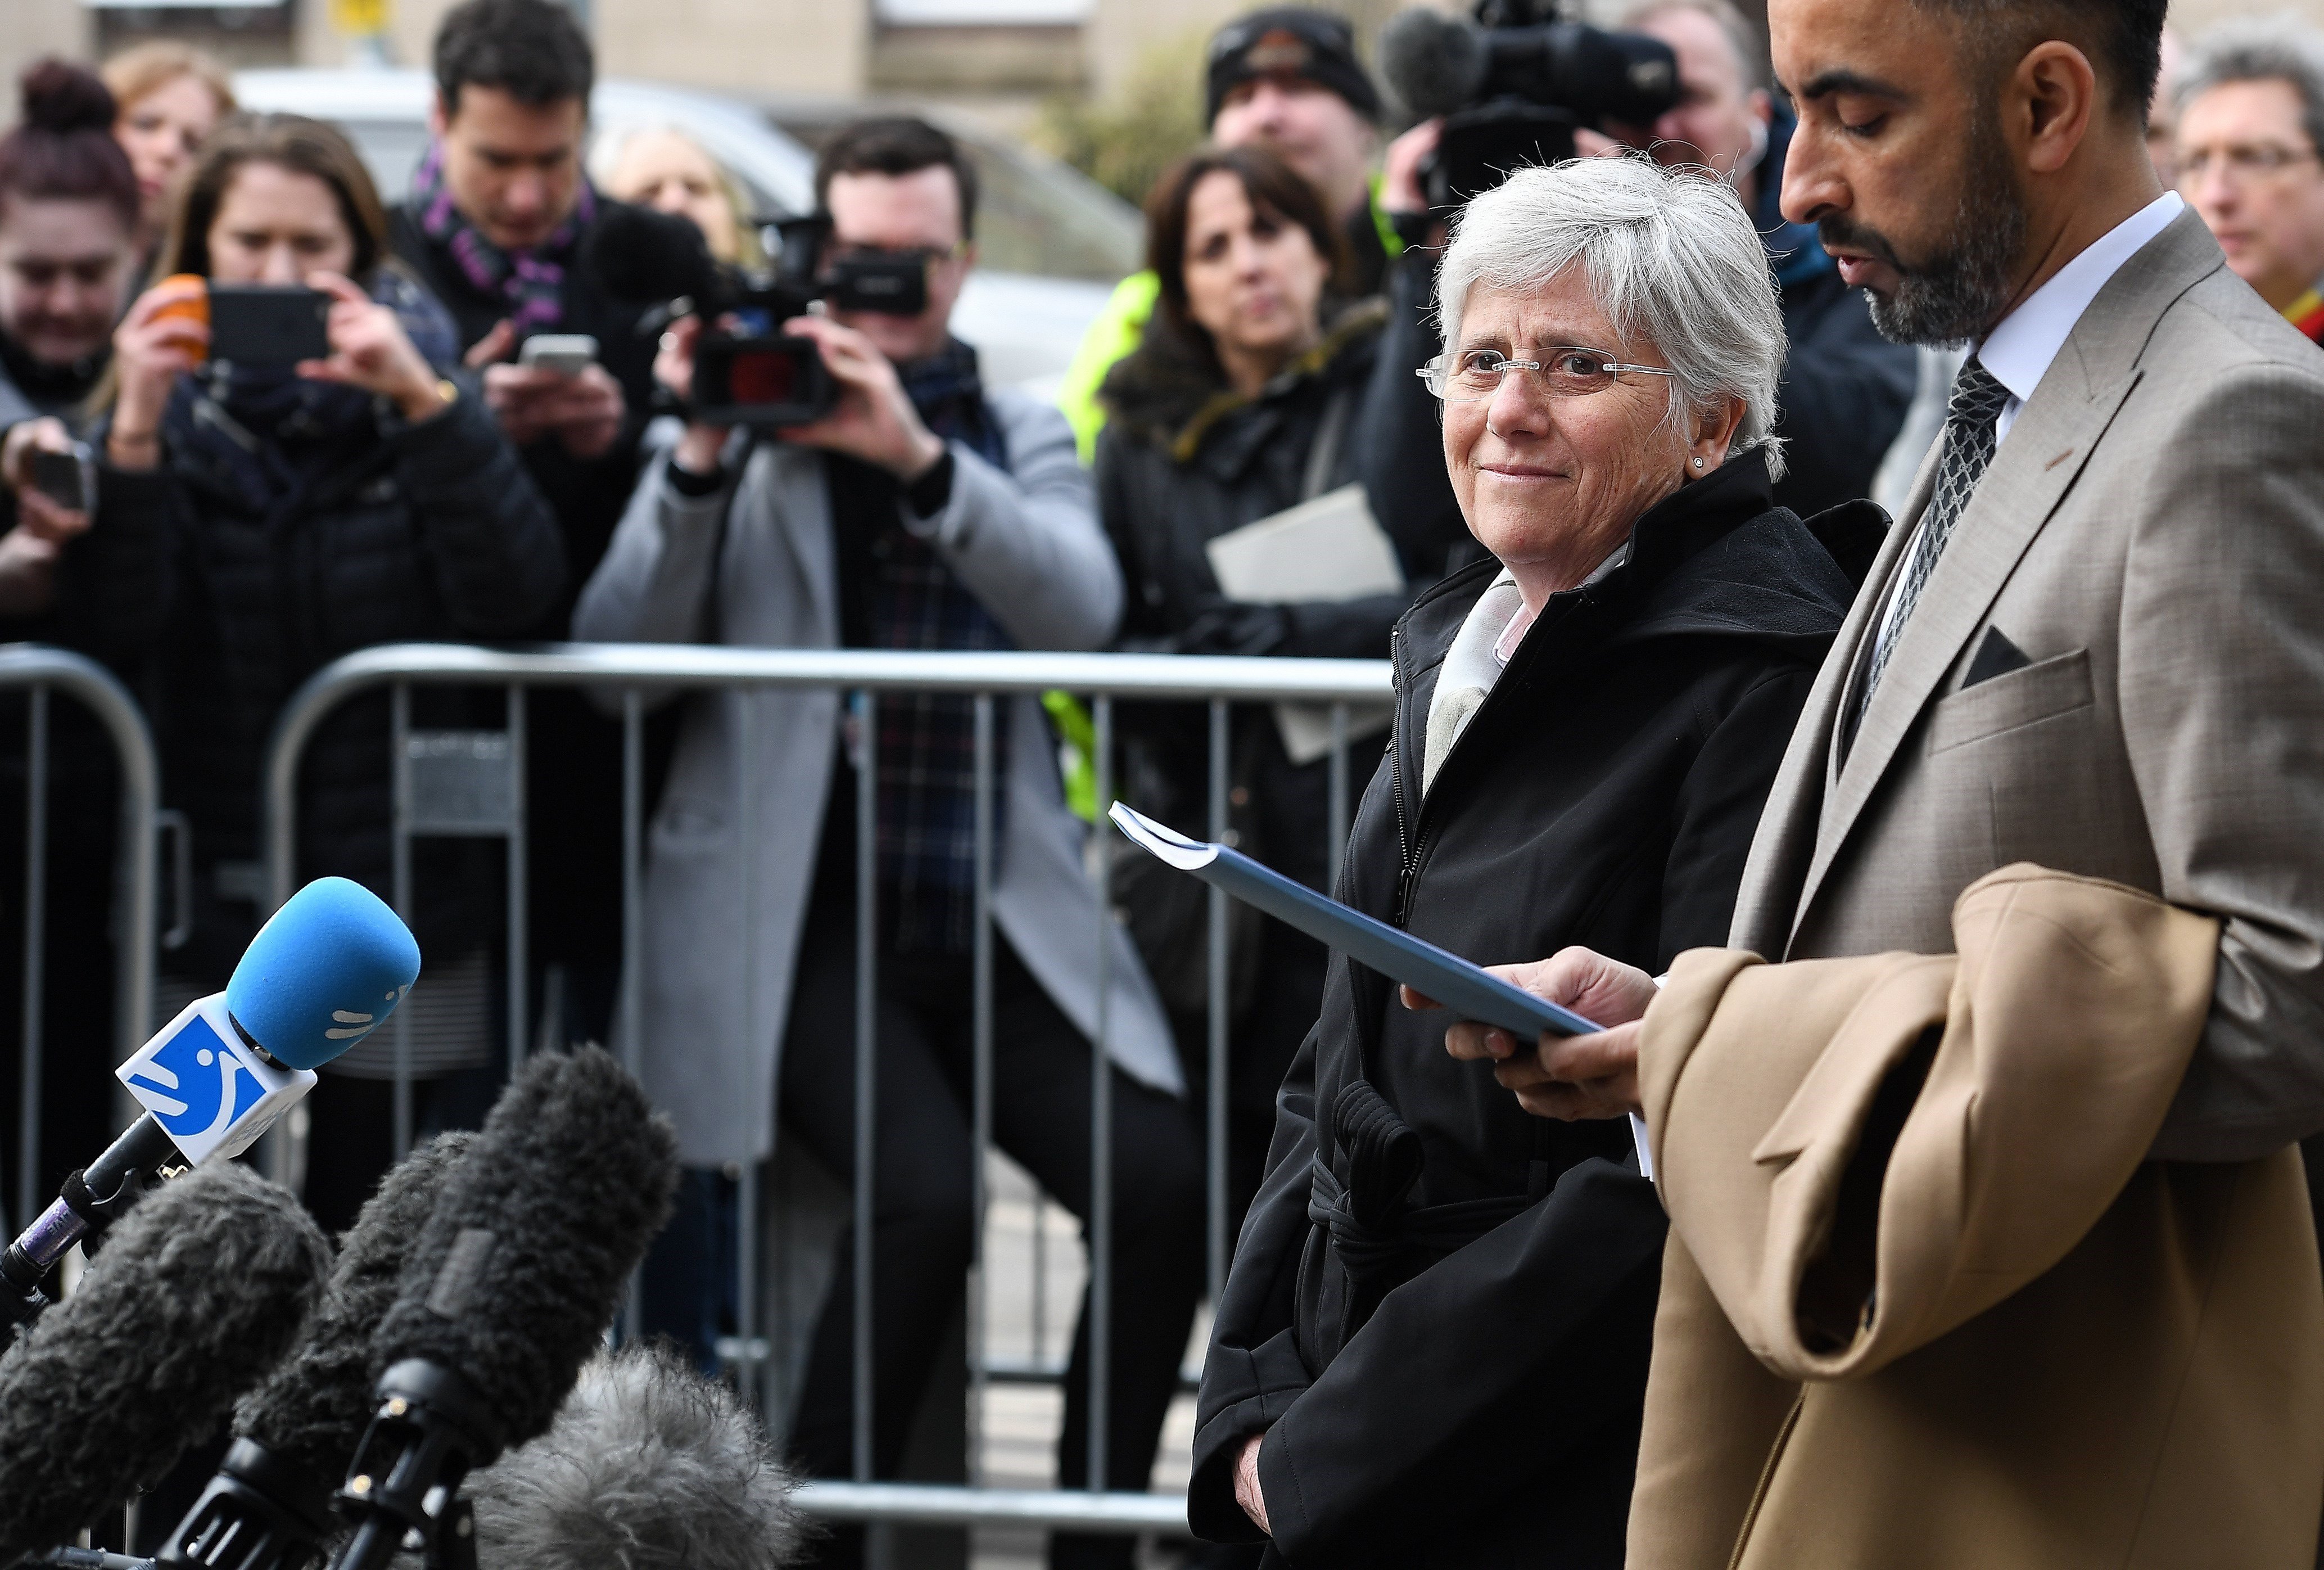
[298,272,445,423]
[774,315,945,481]
[108,276,210,469]
[1409,946,1660,1120]
[1,419,93,550]
[1235,1433,1271,1535]
[655,314,730,475]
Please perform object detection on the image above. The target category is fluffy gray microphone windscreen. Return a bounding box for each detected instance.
[468,1343,807,1570]
[233,1131,476,1486]
[1378,6,1489,120]
[372,1046,677,1452]
[0,1163,331,1560]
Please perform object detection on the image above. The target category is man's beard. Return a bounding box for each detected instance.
[1820,115,2027,348]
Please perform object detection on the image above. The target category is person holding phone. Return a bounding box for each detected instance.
[0,58,168,1242]
[0,61,148,620]
[94,111,563,1234]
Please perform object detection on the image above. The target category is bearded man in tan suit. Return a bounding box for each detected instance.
[1427,0,2324,1560]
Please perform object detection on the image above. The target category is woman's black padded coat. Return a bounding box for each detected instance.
[104,386,563,981]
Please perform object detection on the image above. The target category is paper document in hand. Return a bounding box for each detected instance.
[1107,801,1601,1040]
[1202,484,1401,765]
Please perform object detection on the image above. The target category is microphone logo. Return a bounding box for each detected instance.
[119,995,320,1166]
[124,1013,260,1141]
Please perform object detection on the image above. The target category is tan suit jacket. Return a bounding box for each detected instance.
[1629,867,2324,1570]
[1731,207,2324,1161]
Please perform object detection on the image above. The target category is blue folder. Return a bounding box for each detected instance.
[1108,802,1603,1039]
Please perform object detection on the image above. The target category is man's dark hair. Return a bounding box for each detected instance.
[434,0,595,116]
[1914,0,2168,121]
[813,116,979,242]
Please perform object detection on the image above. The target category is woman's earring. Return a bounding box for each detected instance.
[1692,457,1704,469]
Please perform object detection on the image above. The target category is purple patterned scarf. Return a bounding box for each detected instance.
[410,142,596,333]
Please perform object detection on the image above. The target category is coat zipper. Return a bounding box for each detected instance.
[1387,625,1417,925]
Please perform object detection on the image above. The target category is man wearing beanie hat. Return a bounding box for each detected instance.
[1059,6,1400,461]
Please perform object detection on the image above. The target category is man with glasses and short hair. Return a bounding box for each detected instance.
[576,114,1202,1570]
[2176,20,2324,344]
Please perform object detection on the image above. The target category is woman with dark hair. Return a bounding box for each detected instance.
[1096,145,1409,1237]
[96,112,563,1230]
[0,60,143,614]
[0,59,156,1233]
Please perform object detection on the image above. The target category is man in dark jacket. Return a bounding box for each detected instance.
[387,0,702,1043]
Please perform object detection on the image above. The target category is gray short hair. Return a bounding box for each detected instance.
[2177,17,2324,159]
[1435,155,1789,480]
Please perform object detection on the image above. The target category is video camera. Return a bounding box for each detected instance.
[590,205,929,428]
[1380,0,1682,207]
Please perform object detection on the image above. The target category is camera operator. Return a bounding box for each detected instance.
[575,116,1200,1570]
[1058,7,1400,461]
[1615,0,1916,517]
[389,0,706,1053]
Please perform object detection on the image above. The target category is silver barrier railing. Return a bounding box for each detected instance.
[0,646,159,1234]
[259,642,1393,1537]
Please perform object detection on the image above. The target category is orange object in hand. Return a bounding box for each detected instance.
[150,274,210,328]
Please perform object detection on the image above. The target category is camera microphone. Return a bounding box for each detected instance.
[1380,7,1491,121]
[0,1163,332,1563]
[587,202,724,315]
[328,1046,677,1570]
[0,879,421,1339]
[465,1343,808,1570]
[156,1133,476,1570]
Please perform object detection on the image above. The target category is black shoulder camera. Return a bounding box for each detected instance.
[1380,0,1682,206]
[593,205,930,428]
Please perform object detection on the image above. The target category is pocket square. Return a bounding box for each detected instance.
[1963,627,2032,688]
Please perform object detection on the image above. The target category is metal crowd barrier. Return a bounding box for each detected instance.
[257,642,1393,1539]
[0,646,160,1235]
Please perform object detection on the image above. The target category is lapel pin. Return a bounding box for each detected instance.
[2045,448,2076,471]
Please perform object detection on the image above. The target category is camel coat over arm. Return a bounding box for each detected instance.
[1630,865,2324,1570]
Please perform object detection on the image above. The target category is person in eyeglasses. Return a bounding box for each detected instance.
[577,112,1201,1570]
[1188,154,1861,1570]
[2174,20,2324,345]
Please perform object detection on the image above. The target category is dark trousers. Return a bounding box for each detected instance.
[779,904,1205,1570]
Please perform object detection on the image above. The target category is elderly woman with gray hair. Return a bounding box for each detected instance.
[1187,155,1864,1569]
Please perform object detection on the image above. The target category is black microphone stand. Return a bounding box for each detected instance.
[327,1362,499,1570]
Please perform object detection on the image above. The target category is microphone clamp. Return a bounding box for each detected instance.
[159,1438,341,1570]
[331,1360,503,1570]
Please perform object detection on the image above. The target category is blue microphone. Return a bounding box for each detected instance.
[0,878,420,1336]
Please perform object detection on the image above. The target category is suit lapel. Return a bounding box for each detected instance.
[1784,209,2224,949]
[1727,506,1916,957]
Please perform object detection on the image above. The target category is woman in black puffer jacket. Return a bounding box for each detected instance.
[95,114,561,1229]
[1097,147,1448,1242]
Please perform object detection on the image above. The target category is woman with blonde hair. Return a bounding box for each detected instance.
[594,123,759,267]
[100,41,235,256]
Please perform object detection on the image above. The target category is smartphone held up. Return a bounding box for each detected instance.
[153,274,333,367]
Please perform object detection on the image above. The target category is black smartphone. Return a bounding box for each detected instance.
[26,443,93,511]
[207,285,332,365]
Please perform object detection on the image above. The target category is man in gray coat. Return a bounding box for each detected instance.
[575,118,1201,1570]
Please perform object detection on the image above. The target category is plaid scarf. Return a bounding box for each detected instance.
[857,341,1016,954]
[410,142,596,334]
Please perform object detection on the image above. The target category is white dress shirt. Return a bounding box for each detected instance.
[1978,192,2183,446]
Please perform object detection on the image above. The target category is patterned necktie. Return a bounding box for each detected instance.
[1848,356,2011,745]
